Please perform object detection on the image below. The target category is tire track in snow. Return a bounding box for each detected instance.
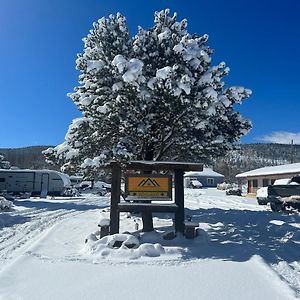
[0,196,109,269]
[0,208,85,267]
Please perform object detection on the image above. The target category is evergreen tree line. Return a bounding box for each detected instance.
[212,143,300,182]
[1,144,299,182]
[0,146,56,170]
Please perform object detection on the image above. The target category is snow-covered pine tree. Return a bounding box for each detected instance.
[44,9,251,174]
[0,153,11,169]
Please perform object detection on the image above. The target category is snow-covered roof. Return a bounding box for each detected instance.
[236,162,300,178]
[184,168,224,178]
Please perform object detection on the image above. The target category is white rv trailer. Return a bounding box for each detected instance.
[0,169,71,196]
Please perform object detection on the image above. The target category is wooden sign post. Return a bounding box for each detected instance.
[108,161,203,234]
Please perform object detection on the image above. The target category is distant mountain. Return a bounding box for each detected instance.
[212,143,300,182]
[1,144,299,182]
[0,146,56,170]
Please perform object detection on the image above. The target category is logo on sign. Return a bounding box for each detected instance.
[138,178,160,188]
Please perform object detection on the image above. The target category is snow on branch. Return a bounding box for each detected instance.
[112,55,144,83]
[47,9,252,173]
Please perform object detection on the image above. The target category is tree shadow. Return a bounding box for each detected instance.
[180,207,300,264]
[13,199,107,211]
[0,213,31,229]
[0,199,108,229]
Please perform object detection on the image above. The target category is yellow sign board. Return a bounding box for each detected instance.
[125,175,172,199]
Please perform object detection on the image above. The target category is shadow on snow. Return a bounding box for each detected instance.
[12,199,107,212]
[179,207,300,264]
[0,199,108,229]
[0,213,31,229]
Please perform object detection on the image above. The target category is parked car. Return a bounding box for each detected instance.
[226,188,242,196]
[256,178,295,206]
[268,176,300,212]
[79,181,111,196]
[189,180,202,189]
[256,187,268,205]
[217,182,234,190]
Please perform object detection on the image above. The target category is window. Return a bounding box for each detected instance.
[207,178,214,185]
[262,179,269,187]
[0,178,5,182]
[253,179,258,188]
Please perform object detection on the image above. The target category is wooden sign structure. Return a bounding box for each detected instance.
[125,174,172,200]
[108,161,203,234]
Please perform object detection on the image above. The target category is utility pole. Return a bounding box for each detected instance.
[290,139,294,164]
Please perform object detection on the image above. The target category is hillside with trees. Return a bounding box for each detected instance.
[212,143,300,182]
[0,146,56,170]
[1,143,299,183]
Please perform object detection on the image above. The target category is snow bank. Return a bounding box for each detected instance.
[0,196,13,210]
[84,233,167,259]
[83,225,210,261]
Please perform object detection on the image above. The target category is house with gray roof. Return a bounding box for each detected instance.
[184,168,224,188]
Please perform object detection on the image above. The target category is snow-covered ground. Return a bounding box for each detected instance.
[0,189,299,300]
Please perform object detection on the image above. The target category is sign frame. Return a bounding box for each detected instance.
[125,174,172,201]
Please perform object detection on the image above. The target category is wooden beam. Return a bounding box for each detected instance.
[118,203,178,213]
[106,161,203,171]
[109,162,121,234]
[174,169,185,233]
[127,161,203,171]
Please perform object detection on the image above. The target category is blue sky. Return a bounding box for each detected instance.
[1,0,300,148]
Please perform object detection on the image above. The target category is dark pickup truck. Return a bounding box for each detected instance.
[268,176,300,211]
